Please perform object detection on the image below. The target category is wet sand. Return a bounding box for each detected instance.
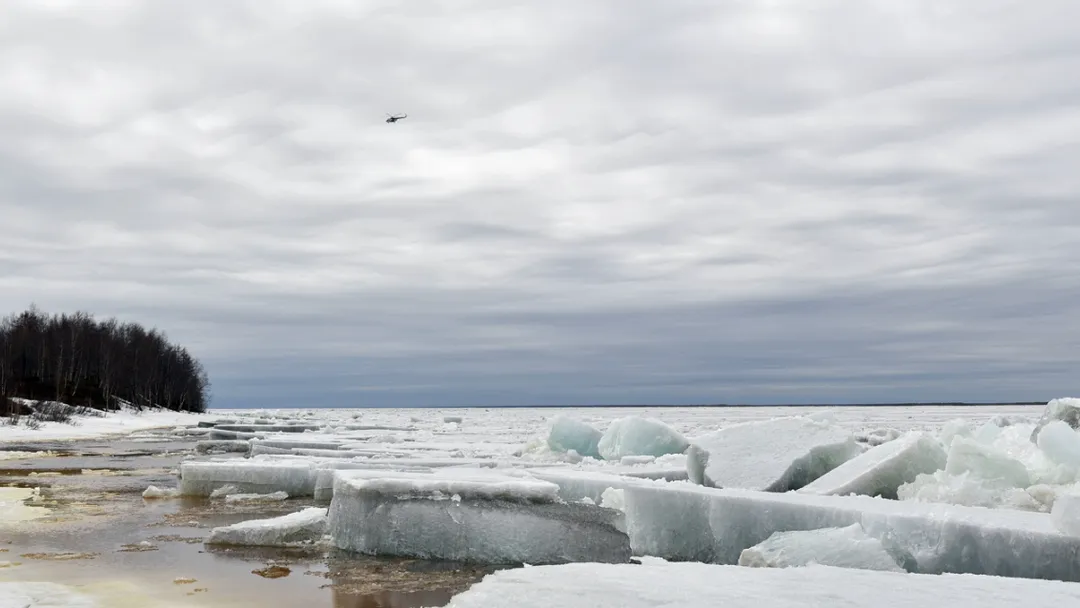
[0,432,506,607]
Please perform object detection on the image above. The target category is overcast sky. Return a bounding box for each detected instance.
[2,1,1078,408]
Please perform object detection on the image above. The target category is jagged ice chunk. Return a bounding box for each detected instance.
[737,523,906,572]
[547,416,602,460]
[597,417,689,461]
[799,431,946,499]
[206,507,327,546]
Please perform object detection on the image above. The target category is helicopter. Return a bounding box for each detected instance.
[385,113,407,123]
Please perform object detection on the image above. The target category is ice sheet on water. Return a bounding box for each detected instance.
[547,416,602,460]
[686,414,861,491]
[250,438,345,451]
[442,559,1080,608]
[206,507,327,547]
[179,460,317,497]
[328,471,631,564]
[798,431,946,499]
[738,523,905,572]
[621,482,1080,580]
[597,417,689,461]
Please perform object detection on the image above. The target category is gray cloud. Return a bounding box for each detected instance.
[1,0,1079,407]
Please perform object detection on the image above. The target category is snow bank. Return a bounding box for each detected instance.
[622,482,1080,581]
[443,559,1080,608]
[0,405,203,443]
[597,417,689,461]
[687,414,861,491]
[206,507,327,546]
[799,431,945,499]
[737,523,906,572]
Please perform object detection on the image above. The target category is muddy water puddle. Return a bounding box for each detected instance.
[0,437,503,607]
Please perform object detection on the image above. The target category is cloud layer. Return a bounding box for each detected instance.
[2,1,1078,407]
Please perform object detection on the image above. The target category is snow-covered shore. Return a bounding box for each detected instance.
[0,404,205,443]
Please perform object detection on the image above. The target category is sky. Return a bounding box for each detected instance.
[1,1,1079,408]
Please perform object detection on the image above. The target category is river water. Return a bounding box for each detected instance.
[0,432,502,608]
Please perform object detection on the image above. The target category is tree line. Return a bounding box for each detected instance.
[0,306,210,414]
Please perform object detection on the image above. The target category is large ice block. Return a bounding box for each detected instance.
[1037,421,1080,468]
[687,415,861,491]
[737,523,906,572]
[799,431,946,499]
[443,559,1080,608]
[547,416,603,460]
[1031,398,1080,441]
[621,482,1080,581]
[597,417,689,461]
[206,507,327,546]
[328,471,631,564]
[1052,493,1080,536]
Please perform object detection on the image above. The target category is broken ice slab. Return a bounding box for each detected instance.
[686,414,861,491]
[547,416,603,460]
[596,417,689,461]
[195,440,251,455]
[212,423,322,433]
[799,431,946,499]
[179,460,317,497]
[206,507,327,547]
[328,471,632,565]
[442,559,1080,608]
[737,523,906,572]
[209,429,259,440]
[622,482,1080,581]
[249,438,346,451]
